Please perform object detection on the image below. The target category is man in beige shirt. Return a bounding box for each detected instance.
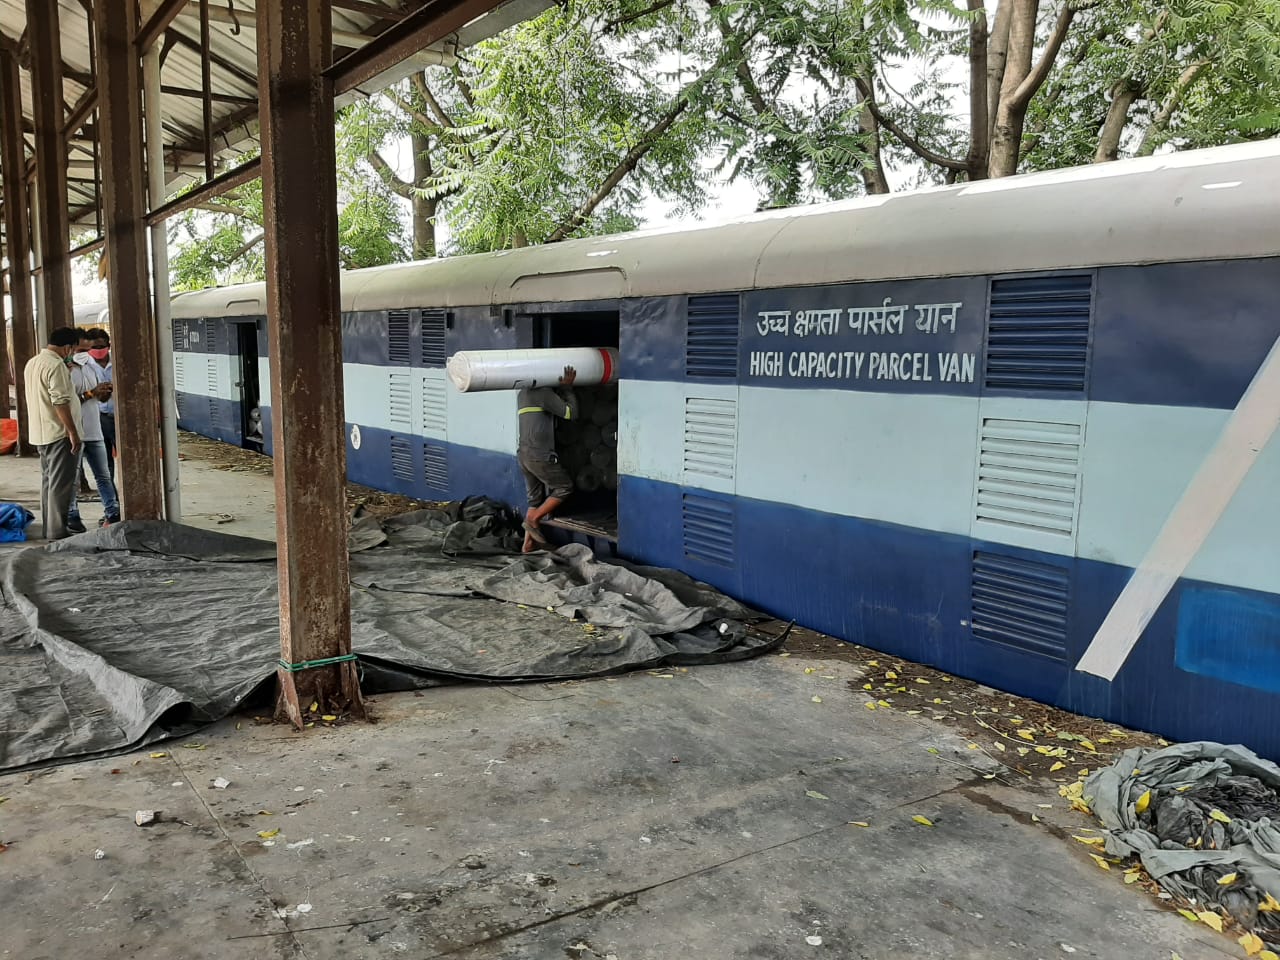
[24,327,84,539]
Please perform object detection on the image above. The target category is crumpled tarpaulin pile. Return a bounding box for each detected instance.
[1085,742,1280,948]
[0,498,778,773]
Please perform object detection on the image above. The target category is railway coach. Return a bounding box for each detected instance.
[171,139,1280,757]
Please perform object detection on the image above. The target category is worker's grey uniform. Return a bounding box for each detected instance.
[517,386,576,507]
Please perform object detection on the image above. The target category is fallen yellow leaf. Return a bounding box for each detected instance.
[994,742,1006,752]
[877,700,891,708]
[1073,835,1105,847]
[1259,951,1279,960]
[1079,738,1097,752]
[912,815,934,827]
[865,702,877,711]
[1209,809,1232,823]
[1088,853,1110,870]
[1177,909,1199,923]
[862,683,873,690]
[1050,761,1067,772]
[1196,911,1223,932]
[1259,892,1280,912]
[805,790,830,801]
[1031,814,1041,822]
[867,660,879,667]
[309,702,318,713]
[1239,932,1265,956]
[257,829,280,839]
[1017,730,1036,741]
[321,715,338,722]
[811,696,823,704]
[849,821,870,828]
[967,743,980,750]
[1124,872,1141,884]
[804,667,816,675]
[916,678,931,684]
[906,710,923,715]
[1017,747,1031,757]
[149,752,167,759]
[1135,790,1151,815]
[885,671,898,680]
[1218,872,1238,886]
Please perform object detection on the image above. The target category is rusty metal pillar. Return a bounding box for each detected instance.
[257,0,363,726]
[26,0,74,333]
[95,0,164,519]
[0,47,36,453]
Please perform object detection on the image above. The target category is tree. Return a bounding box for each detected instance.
[860,0,1280,184]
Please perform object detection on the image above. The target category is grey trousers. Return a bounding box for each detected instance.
[38,437,78,540]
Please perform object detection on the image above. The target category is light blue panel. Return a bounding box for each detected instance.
[170,351,223,401]
[1077,400,1280,595]
[1077,401,1221,566]
[445,378,519,455]
[970,396,1087,559]
[735,386,981,538]
[1185,426,1280,593]
[258,357,272,411]
[617,379,687,485]
[341,363,397,433]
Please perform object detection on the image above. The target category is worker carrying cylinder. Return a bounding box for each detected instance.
[517,365,577,553]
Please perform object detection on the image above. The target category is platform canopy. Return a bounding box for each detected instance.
[0,0,550,246]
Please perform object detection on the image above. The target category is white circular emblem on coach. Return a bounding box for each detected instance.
[350,424,362,450]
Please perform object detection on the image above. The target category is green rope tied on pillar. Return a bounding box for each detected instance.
[276,653,358,673]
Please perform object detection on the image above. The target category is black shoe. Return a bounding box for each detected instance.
[66,519,87,534]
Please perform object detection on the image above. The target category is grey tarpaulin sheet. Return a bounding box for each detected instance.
[0,506,776,773]
[1086,741,1280,942]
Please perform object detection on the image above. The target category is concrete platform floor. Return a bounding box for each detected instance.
[1,445,278,543]
[0,659,1241,960]
[0,443,1245,959]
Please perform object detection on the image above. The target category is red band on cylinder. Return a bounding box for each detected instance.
[598,348,614,384]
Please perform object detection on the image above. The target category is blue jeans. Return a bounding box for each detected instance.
[70,440,120,522]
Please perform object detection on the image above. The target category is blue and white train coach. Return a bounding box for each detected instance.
[171,140,1280,757]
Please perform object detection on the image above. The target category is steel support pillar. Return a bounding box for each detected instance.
[0,48,36,453]
[257,0,363,726]
[143,46,182,520]
[95,0,164,519]
[27,0,74,333]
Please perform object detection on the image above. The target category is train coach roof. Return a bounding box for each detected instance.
[170,138,1280,320]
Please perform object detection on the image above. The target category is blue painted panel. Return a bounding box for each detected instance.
[619,473,1280,760]
[1176,586,1280,695]
[1092,257,1280,409]
[176,389,242,446]
[345,423,526,507]
[620,295,686,382]
[741,276,987,394]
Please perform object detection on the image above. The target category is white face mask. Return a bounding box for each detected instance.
[72,352,91,366]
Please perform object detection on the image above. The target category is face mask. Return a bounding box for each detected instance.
[89,348,110,361]
[72,352,91,366]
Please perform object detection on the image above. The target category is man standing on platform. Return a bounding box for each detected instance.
[23,328,83,539]
[85,328,116,480]
[69,329,120,527]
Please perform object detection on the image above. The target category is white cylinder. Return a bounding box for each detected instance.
[447,347,619,393]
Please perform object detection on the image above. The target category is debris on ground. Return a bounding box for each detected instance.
[178,432,433,520]
[1079,742,1280,953]
[94,849,105,860]
[763,623,1162,780]
[211,777,230,790]
[134,810,158,827]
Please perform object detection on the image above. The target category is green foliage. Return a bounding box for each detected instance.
[168,0,1280,279]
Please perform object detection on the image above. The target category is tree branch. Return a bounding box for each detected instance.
[603,0,677,33]
[365,150,414,199]
[966,0,989,180]
[230,232,264,262]
[547,100,689,243]
[450,65,476,110]
[864,95,967,172]
[1135,60,1209,157]
[385,88,435,132]
[1093,78,1142,162]
[1010,4,1077,109]
[411,72,455,129]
